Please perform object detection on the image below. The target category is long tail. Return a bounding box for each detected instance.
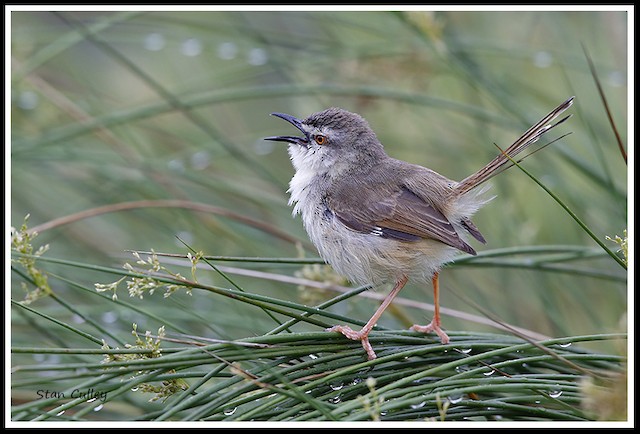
[455,96,575,196]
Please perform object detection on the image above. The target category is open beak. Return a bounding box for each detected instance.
[264,113,309,147]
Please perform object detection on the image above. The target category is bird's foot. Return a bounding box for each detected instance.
[410,321,450,344]
[326,325,377,360]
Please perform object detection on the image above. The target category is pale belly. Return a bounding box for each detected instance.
[300,203,459,288]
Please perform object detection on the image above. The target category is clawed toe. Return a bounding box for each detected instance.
[410,321,450,344]
[327,325,377,360]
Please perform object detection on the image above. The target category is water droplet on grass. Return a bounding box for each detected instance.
[328,395,341,404]
[455,365,470,373]
[101,311,118,324]
[223,407,237,416]
[448,394,463,404]
[217,41,237,60]
[144,33,165,51]
[181,38,202,57]
[533,50,553,68]
[17,91,39,110]
[549,389,563,398]
[247,47,268,65]
[330,382,344,391]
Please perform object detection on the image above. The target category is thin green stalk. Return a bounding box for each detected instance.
[10,300,104,346]
[51,11,280,185]
[266,284,371,335]
[176,237,286,330]
[154,364,230,421]
[496,144,627,269]
[12,84,513,153]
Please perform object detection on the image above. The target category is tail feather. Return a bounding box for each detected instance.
[455,96,574,196]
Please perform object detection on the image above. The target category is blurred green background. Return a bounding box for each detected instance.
[11,9,627,371]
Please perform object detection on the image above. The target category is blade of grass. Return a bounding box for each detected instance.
[176,237,287,330]
[582,44,627,164]
[51,11,281,186]
[494,142,627,269]
[10,300,104,346]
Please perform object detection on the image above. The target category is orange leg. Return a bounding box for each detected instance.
[327,275,408,360]
[410,272,450,344]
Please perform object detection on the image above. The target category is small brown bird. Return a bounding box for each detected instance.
[266,97,574,360]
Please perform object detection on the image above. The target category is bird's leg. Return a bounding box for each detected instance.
[410,272,450,344]
[327,275,408,360]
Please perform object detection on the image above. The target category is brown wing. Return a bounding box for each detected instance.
[327,183,476,255]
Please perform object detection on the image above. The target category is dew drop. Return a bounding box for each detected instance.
[483,369,495,376]
[217,41,237,60]
[410,401,426,409]
[167,159,185,172]
[558,342,572,348]
[455,365,470,373]
[460,348,472,354]
[87,397,97,403]
[181,38,202,57]
[533,50,553,68]
[308,354,318,360]
[101,311,118,324]
[351,377,363,386]
[56,410,65,416]
[549,389,563,398]
[328,395,341,404]
[17,90,39,110]
[131,387,139,392]
[190,151,211,170]
[608,70,625,87]
[143,33,165,51]
[223,407,237,416]
[247,47,268,65]
[93,404,104,412]
[329,381,344,391]
[447,394,463,404]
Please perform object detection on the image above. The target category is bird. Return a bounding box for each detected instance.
[265,97,574,360]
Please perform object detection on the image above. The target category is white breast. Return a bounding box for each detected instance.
[288,166,316,216]
[286,145,459,288]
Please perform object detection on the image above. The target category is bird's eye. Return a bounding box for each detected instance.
[314,135,327,145]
